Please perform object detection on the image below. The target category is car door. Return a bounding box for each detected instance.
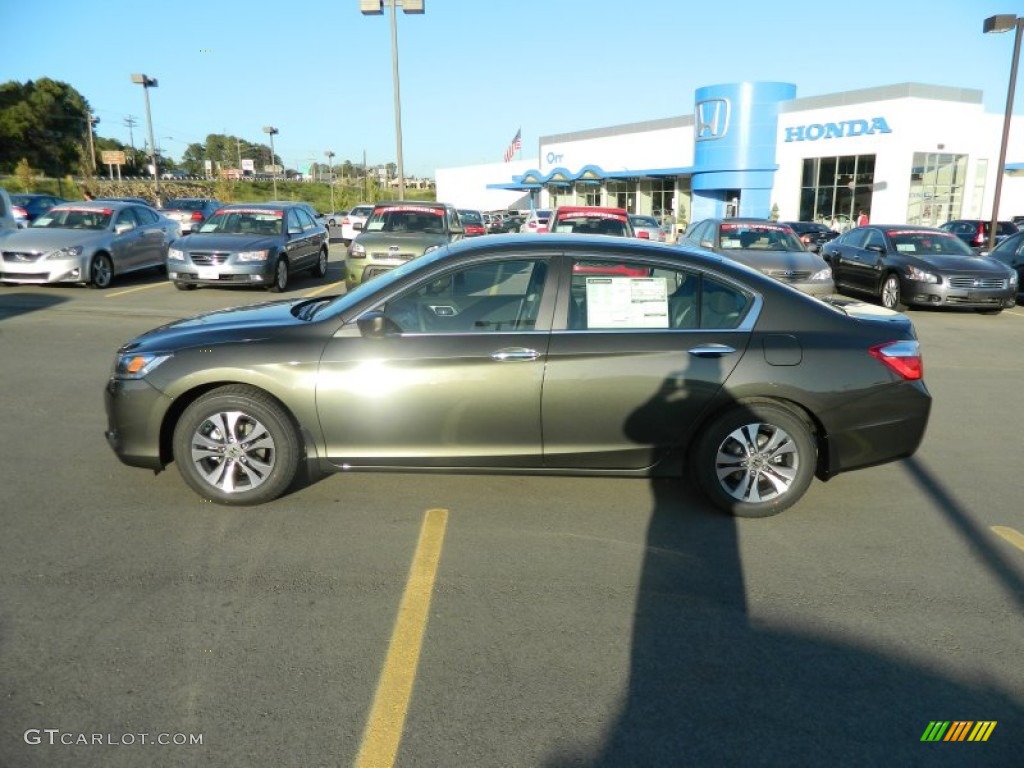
[131,205,169,268]
[541,253,750,470]
[315,256,553,466]
[825,227,871,293]
[110,207,147,271]
[287,208,314,270]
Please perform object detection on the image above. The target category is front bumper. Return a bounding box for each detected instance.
[104,377,174,470]
[168,260,275,287]
[902,279,1016,309]
[0,255,88,284]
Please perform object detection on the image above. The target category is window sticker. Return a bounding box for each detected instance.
[585,277,669,329]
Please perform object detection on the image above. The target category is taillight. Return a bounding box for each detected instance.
[800,235,812,244]
[637,231,650,239]
[869,340,923,381]
[190,211,203,221]
[974,223,985,245]
[12,206,27,217]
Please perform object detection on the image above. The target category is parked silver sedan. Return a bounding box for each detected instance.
[0,200,180,288]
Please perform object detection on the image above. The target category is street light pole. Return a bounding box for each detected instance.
[984,14,1024,249]
[325,150,336,213]
[130,73,160,202]
[360,0,425,200]
[263,126,279,198]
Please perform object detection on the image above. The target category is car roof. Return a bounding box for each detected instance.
[54,200,136,211]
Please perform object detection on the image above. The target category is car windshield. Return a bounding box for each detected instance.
[166,200,210,211]
[720,224,804,251]
[887,230,974,256]
[32,206,112,230]
[198,209,284,235]
[631,216,659,227]
[365,206,446,234]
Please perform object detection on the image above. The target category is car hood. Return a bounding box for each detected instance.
[0,227,107,251]
[120,298,310,353]
[720,248,828,272]
[913,253,1011,274]
[354,231,448,251]
[174,233,281,251]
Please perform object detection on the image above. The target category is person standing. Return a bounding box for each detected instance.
[857,209,869,227]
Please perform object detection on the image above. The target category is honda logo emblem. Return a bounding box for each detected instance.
[695,98,730,141]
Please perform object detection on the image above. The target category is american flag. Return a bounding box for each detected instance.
[503,128,522,163]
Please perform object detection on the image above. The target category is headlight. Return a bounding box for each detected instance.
[809,267,832,281]
[43,245,83,260]
[905,265,939,283]
[168,247,185,261]
[1009,271,1018,286]
[349,242,366,258]
[237,250,268,262]
[112,352,172,380]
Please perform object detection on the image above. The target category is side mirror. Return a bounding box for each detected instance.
[353,222,364,231]
[356,310,400,338]
[115,222,133,235]
[700,240,714,249]
[866,244,885,255]
[288,226,303,235]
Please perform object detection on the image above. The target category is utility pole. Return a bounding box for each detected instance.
[123,115,138,152]
[86,112,99,177]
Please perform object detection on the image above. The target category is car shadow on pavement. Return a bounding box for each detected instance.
[542,365,1022,766]
[0,291,68,322]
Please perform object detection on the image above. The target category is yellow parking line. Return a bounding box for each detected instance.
[355,508,448,768]
[991,526,1024,552]
[304,281,343,297]
[105,282,169,298]
[1006,309,1024,318]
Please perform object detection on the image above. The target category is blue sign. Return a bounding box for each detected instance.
[784,117,892,142]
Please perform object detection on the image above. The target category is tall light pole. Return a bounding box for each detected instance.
[983,14,1024,249]
[263,126,279,198]
[360,0,424,200]
[325,150,336,213]
[130,73,160,201]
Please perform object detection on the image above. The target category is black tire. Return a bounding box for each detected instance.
[692,402,816,518]
[976,307,1003,315]
[88,253,114,289]
[174,281,196,291]
[309,247,328,278]
[879,273,905,311]
[172,385,301,506]
[269,257,289,292]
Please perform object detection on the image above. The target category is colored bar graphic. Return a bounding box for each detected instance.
[920,720,996,742]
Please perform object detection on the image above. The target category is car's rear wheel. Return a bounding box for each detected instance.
[172,385,301,505]
[879,273,905,311]
[692,402,816,518]
[310,247,328,278]
[89,253,113,289]
[174,281,196,291]
[269,258,289,292]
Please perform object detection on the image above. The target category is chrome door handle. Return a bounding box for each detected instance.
[491,347,540,362]
[688,344,736,357]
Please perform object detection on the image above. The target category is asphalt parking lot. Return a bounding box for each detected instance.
[1,242,1022,767]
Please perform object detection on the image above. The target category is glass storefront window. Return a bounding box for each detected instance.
[905,152,968,226]
[799,154,876,230]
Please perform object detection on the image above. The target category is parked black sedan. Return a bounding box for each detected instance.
[106,234,931,518]
[166,203,329,292]
[982,229,1024,302]
[778,221,840,253]
[821,225,1017,313]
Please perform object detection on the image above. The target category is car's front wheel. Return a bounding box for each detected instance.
[879,273,906,311]
[172,385,301,505]
[269,257,289,292]
[692,402,816,518]
[89,253,114,289]
[174,281,196,291]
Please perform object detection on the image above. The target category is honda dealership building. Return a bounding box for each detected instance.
[436,81,1024,230]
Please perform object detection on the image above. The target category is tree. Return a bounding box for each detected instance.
[0,78,93,176]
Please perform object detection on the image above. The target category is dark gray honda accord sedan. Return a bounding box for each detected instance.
[105,233,931,517]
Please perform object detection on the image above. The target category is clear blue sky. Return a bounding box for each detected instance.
[3,0,1021,177]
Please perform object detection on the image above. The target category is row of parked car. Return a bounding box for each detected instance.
[2,190,1021,314]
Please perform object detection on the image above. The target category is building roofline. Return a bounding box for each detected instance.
[779,82,983,113]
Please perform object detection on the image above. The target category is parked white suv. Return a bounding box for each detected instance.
[340,203,375,245]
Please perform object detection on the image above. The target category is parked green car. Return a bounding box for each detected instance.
[345,201,463,290]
